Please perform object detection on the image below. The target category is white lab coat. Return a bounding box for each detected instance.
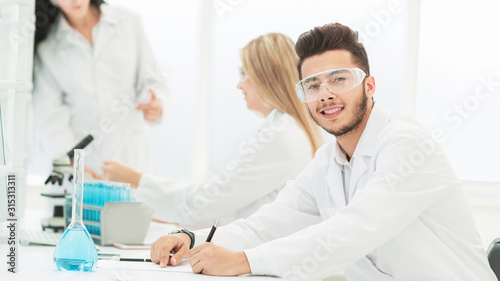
[194,104,496,281]
[32,5,168,174]
[135,109,313,229]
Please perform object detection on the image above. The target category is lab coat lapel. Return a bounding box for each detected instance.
[55,15,91,52]
[93,24,116,59]
[349,156,369,199]
[93,6,118,59]
[348,103,393,199]
[326,160,347,208]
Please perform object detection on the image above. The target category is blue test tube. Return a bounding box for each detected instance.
[97,181,103,222]
[88,181,94,234]
[111,184,117,202]
[83,183,87,221]
[87,181,91,234]
[119,183,125,201]
[92,181,96,227]
[130,184,134,202]
[84,183,88,230]
[85,182,89,233]
[104,181,109,206]
[88,182,92,233]
[119,183,124,202]
[93,181,97,233]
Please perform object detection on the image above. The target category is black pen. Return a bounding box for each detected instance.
[206,220,219,242]
[109,257,152,262]
[99,253,174,262]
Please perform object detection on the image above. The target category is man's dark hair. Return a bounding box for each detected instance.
[295,23,370,80]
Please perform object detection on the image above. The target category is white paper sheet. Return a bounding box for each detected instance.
[97,259,192,273]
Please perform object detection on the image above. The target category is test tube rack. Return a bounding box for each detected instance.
[64,180,154,245]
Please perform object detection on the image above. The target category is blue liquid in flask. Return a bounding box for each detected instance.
[53,149,97,272]
[53,227,97,272]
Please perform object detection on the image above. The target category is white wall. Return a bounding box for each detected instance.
[106,0,202,181]
[415,0,500,183]
[22,0,500,212]
[101,0,413,180]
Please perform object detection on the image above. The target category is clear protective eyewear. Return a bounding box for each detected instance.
[238,66,248,83]
[295,67,367,102]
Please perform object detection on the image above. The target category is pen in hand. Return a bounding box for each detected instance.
[206,220,219,243]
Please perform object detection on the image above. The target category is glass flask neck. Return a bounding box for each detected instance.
[71,149,85,225]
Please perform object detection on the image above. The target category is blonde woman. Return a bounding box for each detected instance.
[101,33,323,229]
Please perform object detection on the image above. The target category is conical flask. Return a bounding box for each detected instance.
[53,149,97,272]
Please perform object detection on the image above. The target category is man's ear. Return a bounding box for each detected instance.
[365,75,375,99]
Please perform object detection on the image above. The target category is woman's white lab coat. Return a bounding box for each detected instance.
[193,104,496,281]
[135,109,313,229]
[33,5,167,174]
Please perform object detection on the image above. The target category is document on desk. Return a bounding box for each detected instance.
[97,259,192,273]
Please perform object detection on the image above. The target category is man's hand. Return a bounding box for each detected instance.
[151,234,191,267]
[187,243,251,276]
[136,89,162,122]
[101,160,142,188]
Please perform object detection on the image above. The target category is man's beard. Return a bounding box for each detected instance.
[309,85,368,137]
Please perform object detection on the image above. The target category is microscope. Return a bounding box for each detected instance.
[41,135,94,232]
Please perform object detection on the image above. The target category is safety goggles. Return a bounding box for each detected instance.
[295,68,367,102]
[238,66,248,83]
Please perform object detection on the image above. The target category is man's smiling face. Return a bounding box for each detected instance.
[302,50,373,136]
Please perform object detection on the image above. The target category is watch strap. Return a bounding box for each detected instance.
[169,228,195,249]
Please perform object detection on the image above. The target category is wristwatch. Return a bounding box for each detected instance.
[169,228,195,249]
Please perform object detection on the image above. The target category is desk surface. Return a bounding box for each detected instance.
[1,245,280,281]
[1,210,282,280]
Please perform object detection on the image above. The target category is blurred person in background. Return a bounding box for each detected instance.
[33,0,168,178]
[101,33,324,229]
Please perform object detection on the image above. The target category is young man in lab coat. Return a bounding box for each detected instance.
[150,23,496,280]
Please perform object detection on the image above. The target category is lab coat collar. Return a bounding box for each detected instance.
[350,103,393,197]
[260,108,285,128]
[328,102,392,167]
[265,108,283,121]
[333,142,350,171]
[329,143,350,207]
[327,103,394,201]
[97,5,119,25]
[54,4,118,44]
[352,102,393,159]
[54,13,74,41]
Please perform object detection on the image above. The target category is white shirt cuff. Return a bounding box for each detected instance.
[137,173,152,188]
[244,248,269,275]
[193,229,209,247]
[135,173,153,202]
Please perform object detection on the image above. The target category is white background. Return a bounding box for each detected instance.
[416,0,500,182]
[5,0,498,184]
[104,0,412,182]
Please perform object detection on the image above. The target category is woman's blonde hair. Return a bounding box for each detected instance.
[241,33,324,155]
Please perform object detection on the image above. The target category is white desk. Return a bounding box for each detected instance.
[1,245,280,281]
[1,210,282,281]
